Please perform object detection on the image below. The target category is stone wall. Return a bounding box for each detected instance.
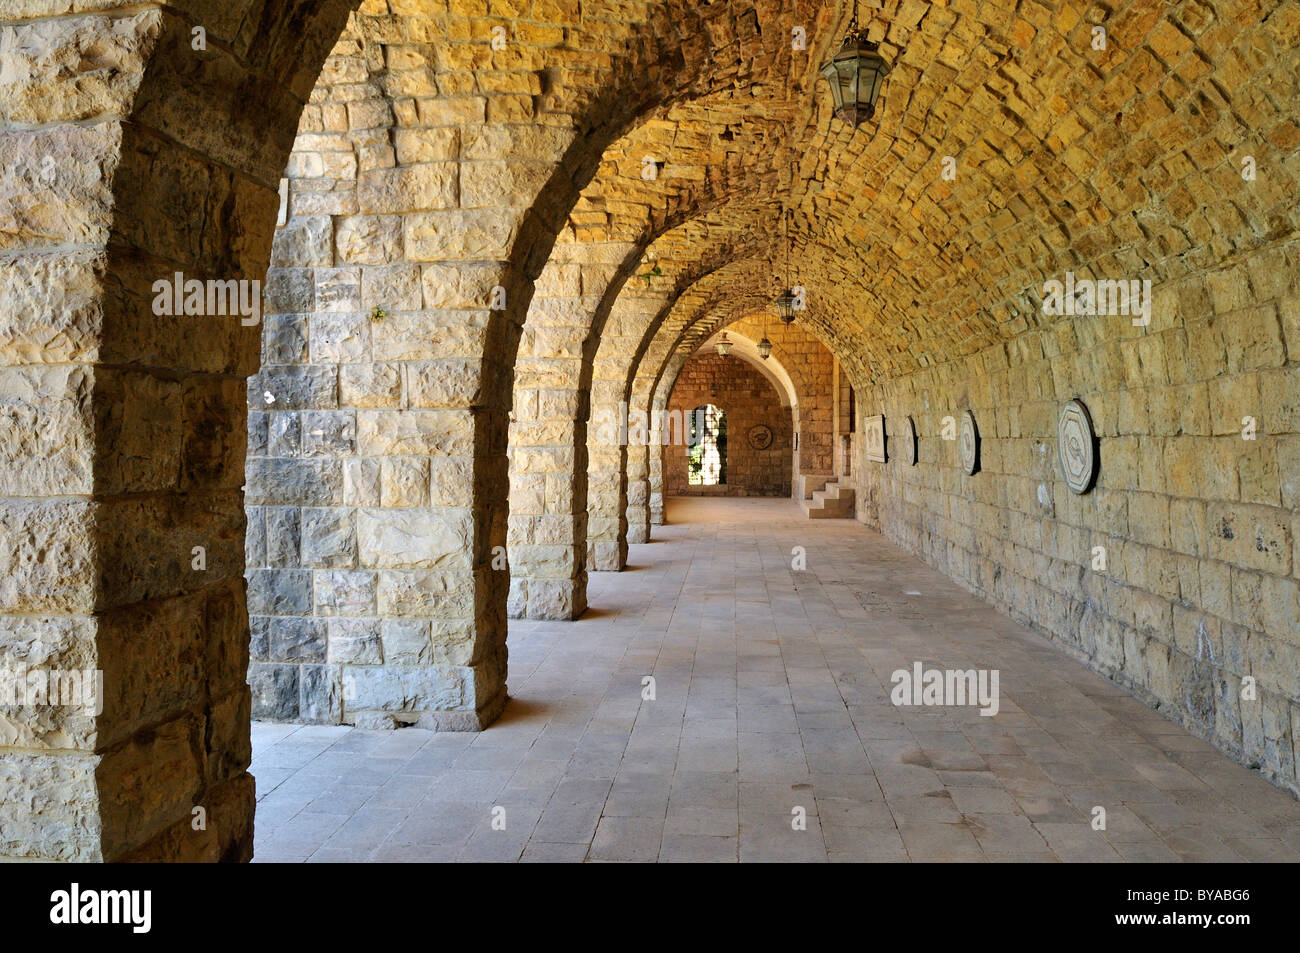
[854,240,1300,796]
[664,353,793,497]
[723,314,836,481]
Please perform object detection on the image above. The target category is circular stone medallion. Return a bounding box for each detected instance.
[1058,398,1098,494]
[959,410,979,475]
[905,416,918,466]
[747,424,773,450]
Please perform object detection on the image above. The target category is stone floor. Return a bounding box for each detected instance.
[249,497,1300,862]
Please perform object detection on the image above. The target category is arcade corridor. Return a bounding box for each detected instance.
[248,500,1300,862]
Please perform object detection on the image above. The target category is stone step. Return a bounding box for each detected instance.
[801,480,855,518]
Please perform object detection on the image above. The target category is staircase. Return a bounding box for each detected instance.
[801,478,856,518]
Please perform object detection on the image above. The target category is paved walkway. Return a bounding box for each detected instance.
[250,498,1300,862]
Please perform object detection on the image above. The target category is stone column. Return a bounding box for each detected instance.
[585,376,630,570]
[587,293,664,570]
[625,440,651,543]
[506,241,636,617]
[0,2,353,861]
[649,397,668,524]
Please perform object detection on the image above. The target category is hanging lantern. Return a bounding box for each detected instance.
[715,332,733,357]
[820,19,890,129]
[757,337,773,360]
[774,289,796,324]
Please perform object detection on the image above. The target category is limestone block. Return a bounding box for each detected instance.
[336,214,404,264]
[96,712,204,861]
[248,663,299,721]
[245,458,343,506]
[341,363,402,407]
[300,507,356,567]
[357,507,473,569]
[328,618,382,664]
[315,267,362,313]
[0,123,118,251]
[343,457,381,505]
[393,128,458,164]
[371,310,488,361]
[271,215,333,267]
[511,543,579,576]
[380,457,430,507]
[429,457,476,507]
[251,365,337,410]
[361,263,422,312]
[291,189,358,217]
[407,359,482,407]
[256,315,307,371]
[589,540,624,572]
[301,410,356,457]
[0,11,162,123]
[404,209,518,261]
[345,664,468,711]
[269,617,326,663]
[266,411,300,458]
[421,262,506,309]
[179,377,245,490]
[358,163,457,213]
[309,312,370,363]
[264,506,300,567]
[0,248,103,365]
[299,664,342,724]
[460,160,553,209]
[246,569,312,617]
[526,579,581,620]
[245,507,267,568]
[0,364,95,496]
[380,619,431,665]
[204,687,252,783]
[1207,503,1292,576]
[427,619,478,666]
[507,577,527,618]
[314,569,377,617]
[376,569,476,618]
[265,268,316,314]
[0,749,100,861]
[357,408,475,456]
[1258,366,1300,435]
[0,614,98,750]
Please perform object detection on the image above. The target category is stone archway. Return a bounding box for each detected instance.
[0,0,767,862]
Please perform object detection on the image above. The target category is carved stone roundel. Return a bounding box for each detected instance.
[747,424,773,450]
[959,410,978,475]
[1058,398,1098,494]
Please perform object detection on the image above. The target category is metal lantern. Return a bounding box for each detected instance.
[715,332,733,357]
[819,22,890,128]
[774,289,796,324]
[757,337,773,360]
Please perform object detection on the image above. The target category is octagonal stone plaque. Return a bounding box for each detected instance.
[959,410,979,475]
[1058,398,1098,494]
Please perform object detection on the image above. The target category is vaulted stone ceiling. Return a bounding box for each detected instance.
[550,0,1300,384]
